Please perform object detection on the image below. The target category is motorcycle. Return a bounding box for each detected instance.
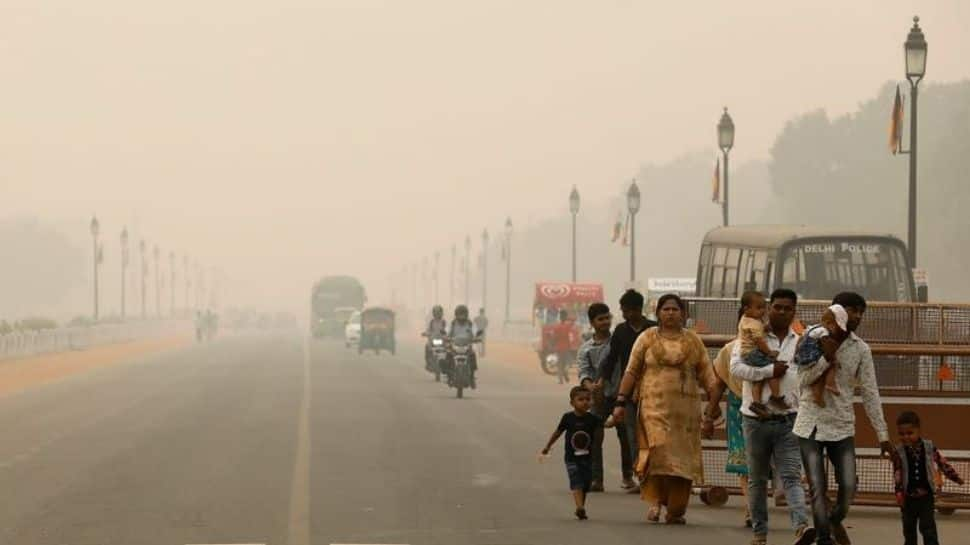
[447,333,481,399]
[423,333,448,382]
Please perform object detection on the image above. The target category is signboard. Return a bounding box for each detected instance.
[533,282,605,308]
[647,277,696,295]
[912,268,928,287]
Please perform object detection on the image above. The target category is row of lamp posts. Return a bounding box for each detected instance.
[91,216,207,322]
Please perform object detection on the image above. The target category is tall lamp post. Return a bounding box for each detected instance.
[717,107,735,227]
[569,186,580,282]
[139,240,147,319]
[433,251,440,304]
[464,235,472,305]
[90,216,100,321]
[120,227,129,320]
[450,244,456,308]
[481,228,489,314]
[504,217,513,324]
[627,181,641,283]
[169,251,176,316]
[153,245,161,317]
[903,16,927,268]
[183,255,190,316]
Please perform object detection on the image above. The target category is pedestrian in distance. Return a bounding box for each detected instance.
[540,385,615,520]
[892,410,964,545]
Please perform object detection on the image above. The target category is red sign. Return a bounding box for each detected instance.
[533,282,605,308]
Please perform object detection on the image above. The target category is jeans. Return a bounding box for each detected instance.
[624,399,639,471]
[592,399,633,482]
[902,494,938,545]
[799,433,856,545]
[742,414,809,536]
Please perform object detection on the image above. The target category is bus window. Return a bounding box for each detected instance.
[710,246,728,297]
[723,248,742,297]
[780,241,911,302]
[751,250,768,292]
[697,244,712,295]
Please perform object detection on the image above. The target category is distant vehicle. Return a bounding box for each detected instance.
[311,276,366,338]
[532,282,603,376]
[696,225,916,302]
[344,311,362,348]
[358,307,395,355]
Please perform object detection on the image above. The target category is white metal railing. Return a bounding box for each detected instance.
[0,320,190,362]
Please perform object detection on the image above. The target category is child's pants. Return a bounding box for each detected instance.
[902,494,939,545]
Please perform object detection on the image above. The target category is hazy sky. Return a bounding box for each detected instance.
[3,1,969,311]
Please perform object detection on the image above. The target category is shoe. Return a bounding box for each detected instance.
[750,536,767,545]
[770,395,790,410]
[749,402,771,418]
[621,477,637,490]
[794,525,817,545]
[575,507,588,520]
[627,483,641,494]
[744,516,752,528]
[646,506,661,522]
[665,515,686,525]
[832,522,851,545]
[589,480,604,493]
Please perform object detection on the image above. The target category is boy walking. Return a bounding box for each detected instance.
[893,410,964,545]
[540,386,614,520]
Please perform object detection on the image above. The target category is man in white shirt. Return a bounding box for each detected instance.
[793,292,892,545]
[732,288,813,545]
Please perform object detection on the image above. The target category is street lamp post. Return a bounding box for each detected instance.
[90,216,100,321]
[717,108,735,227]
[433,251,440,304]
[169,251,176,316]
[140,240,147,319]
[120,227,129,320]
[450,244,456,309]
[569,186,580,282]
[464,235,471,305]
[504,217,513,324]
[904,16,927,268]
[481,228,489,314]
[627,181,641,283]
[183,255,190,316]
[153,245,161,317]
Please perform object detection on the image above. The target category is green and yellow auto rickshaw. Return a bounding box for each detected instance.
[358,307,396,355]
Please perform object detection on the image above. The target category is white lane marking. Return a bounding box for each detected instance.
[286,335,312,545]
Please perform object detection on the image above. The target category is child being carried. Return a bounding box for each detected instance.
[795,304,850,407]
[738,291,786,417]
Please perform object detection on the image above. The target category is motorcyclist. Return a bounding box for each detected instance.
[425,305,447,371]
[447,304,479,388]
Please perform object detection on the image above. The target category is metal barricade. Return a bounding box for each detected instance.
[698,335,970,512]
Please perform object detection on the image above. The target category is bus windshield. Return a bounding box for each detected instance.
[780,239,912,302]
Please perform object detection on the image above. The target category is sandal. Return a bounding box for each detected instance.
[665,515,687,525]
[646,506,661,522]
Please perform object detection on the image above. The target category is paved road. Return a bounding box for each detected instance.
[0,333,965,545]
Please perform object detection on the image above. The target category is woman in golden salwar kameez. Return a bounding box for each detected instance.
[612,294,719,524]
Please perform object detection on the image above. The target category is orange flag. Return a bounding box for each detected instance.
[889,85,904,154]
[611,212,623,243]
[712,157,721,203]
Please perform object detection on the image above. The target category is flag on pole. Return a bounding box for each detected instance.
[621,213,630,246]
[611,212,623,243]
[711,157,721,203]
[889,85,904,154]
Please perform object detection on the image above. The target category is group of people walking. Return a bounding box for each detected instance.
[541,288,963,545]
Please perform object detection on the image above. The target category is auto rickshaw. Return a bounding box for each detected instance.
[358,307,396,355]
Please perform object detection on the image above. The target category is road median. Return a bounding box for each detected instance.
[0,336,191,398]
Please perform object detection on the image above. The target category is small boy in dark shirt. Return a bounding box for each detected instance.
[540,386,614,520]
[892,410,964,545]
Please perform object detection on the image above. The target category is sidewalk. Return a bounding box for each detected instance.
[0,336,190,398]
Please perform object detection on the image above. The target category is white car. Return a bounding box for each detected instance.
[344,311,362,348]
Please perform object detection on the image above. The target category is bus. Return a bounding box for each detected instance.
[695,225,916,302]
[310,276,367,338]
